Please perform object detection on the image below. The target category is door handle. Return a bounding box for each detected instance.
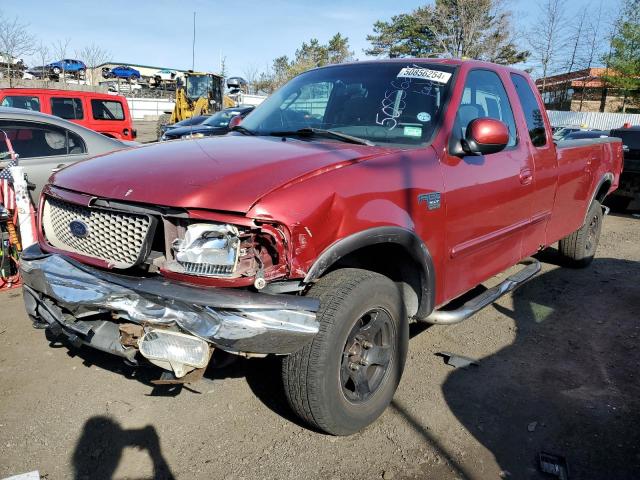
[519,168,533,185]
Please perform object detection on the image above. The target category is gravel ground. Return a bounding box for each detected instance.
[0,212,638,480]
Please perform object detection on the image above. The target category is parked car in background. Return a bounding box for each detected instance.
[0,88,136,141]
[609,125,640,209]
[0,107,133,202]
[25,65,50,79]
[563,130,609,140]
[160,106,254,140]
[0,53,26,78]
[105,66,141,80]
[100,81,143,94]
[47,59,86,75]
[552,125,593,141]
[21,59,623,436]
[154,69,177,81]
[158,114,210,138]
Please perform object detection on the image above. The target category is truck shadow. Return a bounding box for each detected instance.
[72,416,174,480]
[441,257,640,479]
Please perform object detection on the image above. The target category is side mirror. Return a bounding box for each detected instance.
[228,115,242,129]
[463,118,509,155]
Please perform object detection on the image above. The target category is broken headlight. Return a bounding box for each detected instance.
[168,223,241,277]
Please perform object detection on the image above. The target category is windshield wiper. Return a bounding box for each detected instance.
[230,125,256,136]
[269,128,374,146]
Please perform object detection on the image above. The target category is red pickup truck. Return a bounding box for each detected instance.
[20,59,623,435]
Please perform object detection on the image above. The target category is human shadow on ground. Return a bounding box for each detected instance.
[72,416,175,480]
[441,257,640,479]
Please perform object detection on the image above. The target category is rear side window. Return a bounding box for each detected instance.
[91,99,125,120]
[0,120,86,158]
[50,97,84,120]
[1,95,41,111]
[511,74,547,147]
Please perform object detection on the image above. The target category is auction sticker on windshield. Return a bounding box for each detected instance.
[397,67,452,84]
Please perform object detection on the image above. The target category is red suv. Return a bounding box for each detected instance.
[0,88,135,140]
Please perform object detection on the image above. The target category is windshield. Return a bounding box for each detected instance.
[240,62,456,147]
[186,75,212,100]
[203,110,243,128]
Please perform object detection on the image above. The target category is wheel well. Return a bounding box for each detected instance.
[595,179,612,203]
[326,243,423,317]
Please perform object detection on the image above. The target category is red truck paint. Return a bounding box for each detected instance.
[0,88,135,140]
[42,59,623,309]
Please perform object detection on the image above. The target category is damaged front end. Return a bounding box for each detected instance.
[20,243,319,381]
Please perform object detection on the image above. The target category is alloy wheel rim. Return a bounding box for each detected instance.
[586,213,599,253]
[339,308,394,403]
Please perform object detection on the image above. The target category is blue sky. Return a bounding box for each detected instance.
[5,0,600,77]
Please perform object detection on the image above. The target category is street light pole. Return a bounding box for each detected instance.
[192,11,196,71]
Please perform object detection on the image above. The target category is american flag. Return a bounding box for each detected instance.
[0,158,17,211]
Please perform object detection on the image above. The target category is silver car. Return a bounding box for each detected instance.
[0,107,133,203]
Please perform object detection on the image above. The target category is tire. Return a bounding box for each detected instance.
[282,268,409,435]
[156,114,171,140]
[558,200,603,267]
[52,66,61,74]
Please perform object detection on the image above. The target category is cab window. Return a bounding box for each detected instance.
[1,95,41,111]
[50,97,84,120]
[454,69,517,148]
[511,73,547,147]
[0,120,86,159]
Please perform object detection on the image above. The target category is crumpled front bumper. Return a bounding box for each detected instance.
[19,244,320,362]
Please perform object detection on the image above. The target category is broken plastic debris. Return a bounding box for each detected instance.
[436,351,479,368]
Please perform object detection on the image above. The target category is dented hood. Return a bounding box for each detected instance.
[52,135,390,213]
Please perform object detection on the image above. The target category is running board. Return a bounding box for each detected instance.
[422,258,541,325]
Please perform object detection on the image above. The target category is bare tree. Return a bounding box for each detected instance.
[579,1,606,111]
[78,43,110,86]
[528,0,567,95]
[34,41,50,86]
[242,63,260,94]
[0,13,35,86]
[558,8,588,107]
[51,37,71,82]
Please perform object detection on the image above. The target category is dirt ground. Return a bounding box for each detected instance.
[0,212,638,480]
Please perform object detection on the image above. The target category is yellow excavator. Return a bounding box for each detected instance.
[156,71,236,139]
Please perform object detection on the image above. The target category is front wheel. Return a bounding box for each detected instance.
[156,113,171,140]
[558,200,603,267]
[282,268,408,435]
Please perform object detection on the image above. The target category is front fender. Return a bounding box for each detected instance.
[303,226,436,318]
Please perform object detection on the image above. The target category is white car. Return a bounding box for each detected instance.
[154,69,178,81]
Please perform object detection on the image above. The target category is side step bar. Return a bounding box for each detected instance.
[422,258,541,325]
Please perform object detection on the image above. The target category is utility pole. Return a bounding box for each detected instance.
[192,11,196,71]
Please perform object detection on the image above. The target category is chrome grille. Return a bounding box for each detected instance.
[42,197,152,269]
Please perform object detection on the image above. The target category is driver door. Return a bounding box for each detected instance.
[441,69,534,301]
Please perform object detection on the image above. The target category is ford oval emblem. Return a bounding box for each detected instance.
[69,220,90,238]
